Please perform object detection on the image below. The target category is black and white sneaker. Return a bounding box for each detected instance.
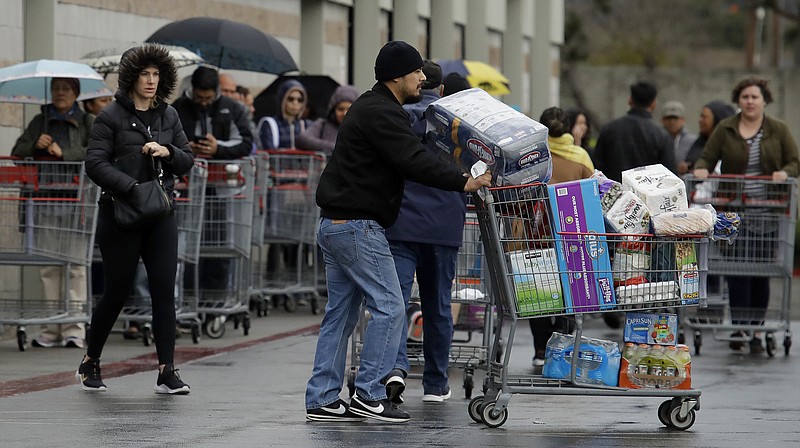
[75,358,107,392]
[383,369,406,404]
[154,364,191,395]
[306,399,367,422]
[349,396,410,423]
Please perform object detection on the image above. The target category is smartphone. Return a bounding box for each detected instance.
[193,135,208,143]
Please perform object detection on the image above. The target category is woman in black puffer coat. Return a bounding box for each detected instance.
[78,44,195,394]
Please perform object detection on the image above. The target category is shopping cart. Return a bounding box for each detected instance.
[247,151,271,316]
[112,159,208,345]
[402,197,496,399]
[682,175,797,356]
[470,183,706,430]
[195,157,255,338]
[251,149,326,314]
[0,159,99,351]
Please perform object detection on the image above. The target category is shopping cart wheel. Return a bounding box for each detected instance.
[142,325,151,347]
[284,296,298,313]
[191,324,201,344]
[658,400,673,427]
[16,329,27,352]
[693,331,702,355]
[468,396,484,423]
[311,297,321,315]
[668,405,696,431]
[203,316,226,339]
[784,333,792,355]
[463,370,474,399]
[765,333,777,357]
[480,400,508,428]
[242,315,251,336]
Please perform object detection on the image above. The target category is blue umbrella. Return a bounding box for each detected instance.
[0,59,112,104]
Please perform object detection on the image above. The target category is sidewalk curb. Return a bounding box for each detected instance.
[0,323,321,398]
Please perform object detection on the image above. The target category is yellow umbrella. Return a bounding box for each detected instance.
[436,59,510,96]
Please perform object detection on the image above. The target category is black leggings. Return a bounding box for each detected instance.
[87,210,178,365]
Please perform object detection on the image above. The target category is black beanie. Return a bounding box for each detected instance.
[374,40,424,81]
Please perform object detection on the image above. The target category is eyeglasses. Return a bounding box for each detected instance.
[287,96,304,103]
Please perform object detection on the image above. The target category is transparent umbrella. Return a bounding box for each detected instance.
[80,45,205,76]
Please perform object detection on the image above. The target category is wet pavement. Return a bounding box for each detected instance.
[1,306,799,447]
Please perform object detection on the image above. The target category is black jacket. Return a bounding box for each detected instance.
[85,92,195,208]
[316,82,467,228]
[172,93,254,159]
[593,108,676,182]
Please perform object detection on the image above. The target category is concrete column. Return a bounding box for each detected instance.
[392,0,418,47]
[465,0,488,61]
[430,0,454,60]
[504,0,524,110]
[300,0,325,74]
[352,0,382,92]
[530,0,554,115]
[23,0,56,122]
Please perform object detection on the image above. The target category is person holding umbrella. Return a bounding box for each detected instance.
[78,44,195,394]
[11,77,94,349]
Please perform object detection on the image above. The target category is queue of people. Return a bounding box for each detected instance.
[8,39,796,424]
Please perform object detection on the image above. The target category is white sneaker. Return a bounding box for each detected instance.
[422,388,452,403]
[532,357,545,367]
[32,336,64,348]
[65,336,85,349]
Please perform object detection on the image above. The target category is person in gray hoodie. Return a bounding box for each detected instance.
[296,85,360,155]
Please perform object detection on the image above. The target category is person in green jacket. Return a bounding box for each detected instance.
[11,77,95,348]
[693,77,800,354]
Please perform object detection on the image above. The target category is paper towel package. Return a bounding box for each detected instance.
[425,88,552,187]
[507,248,564,317]
[605,191,652,235]
[621,164,688,215]
[547,179,616,313]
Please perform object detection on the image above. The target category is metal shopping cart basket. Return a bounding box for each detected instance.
[0,158,99,351]
[682,174,797,356]
[251,149,326,314]
[469,183,706,430]
[401,195,497,399]
[195,157,255,338]
[113,159,208,345]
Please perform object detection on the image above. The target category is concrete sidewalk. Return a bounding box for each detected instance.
[0,309,323,397]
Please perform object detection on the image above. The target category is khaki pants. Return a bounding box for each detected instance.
[38,264,87,340]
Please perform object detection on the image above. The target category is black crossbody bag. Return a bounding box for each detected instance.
[112,154,171,229]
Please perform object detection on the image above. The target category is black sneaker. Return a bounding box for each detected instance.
[383,369,406,404]
[729,331,746,351]
[306,399,367,422]
[349,396,410,423]
[749,336,766,354]
[154,364,191,395]
[75,358,107,392]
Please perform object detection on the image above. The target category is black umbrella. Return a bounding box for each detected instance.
[253,75,340,122]
[145,17,297,75]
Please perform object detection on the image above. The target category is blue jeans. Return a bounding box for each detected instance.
[305,218,405,409]
[389,241,458,395]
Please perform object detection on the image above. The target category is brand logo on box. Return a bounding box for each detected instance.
[518,151,541,166]
[586,232,606,259]
[466,138,495,164]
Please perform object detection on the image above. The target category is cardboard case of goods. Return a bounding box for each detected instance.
[547,179,616,313]
[623,312,679,345]
[425,88,552,187]
[507,248,564,317]
[621,164,688,215]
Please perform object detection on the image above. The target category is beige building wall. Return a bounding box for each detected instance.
[0,0,563,153]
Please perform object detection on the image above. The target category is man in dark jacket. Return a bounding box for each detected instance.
[172,67,253,291]
[305,41,491,424]
[384,60,465,404]
[172,66,254,160]
[593,81,676,182]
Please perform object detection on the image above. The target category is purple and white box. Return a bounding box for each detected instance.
[547,179,616,313]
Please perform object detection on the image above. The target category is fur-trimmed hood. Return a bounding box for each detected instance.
[116,44,178,103]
